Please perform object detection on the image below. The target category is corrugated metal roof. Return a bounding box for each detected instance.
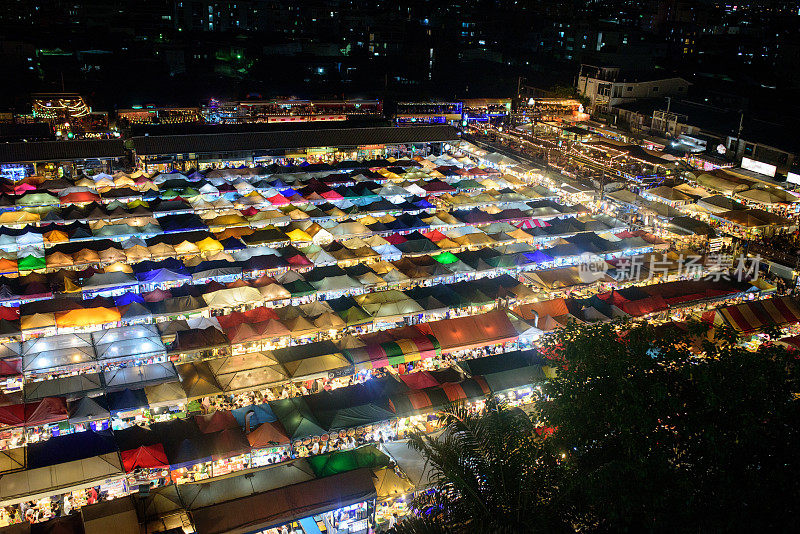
[0,139,126,163]
[132,125,459,156]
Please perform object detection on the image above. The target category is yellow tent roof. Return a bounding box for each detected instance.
[56,307,121,328]
[105,261,134,274]
[286,228,313,242]
[148,243,177,258]
[174,241,201,255]
[196,237,224,253]
[0,211,39,224]
[21,313,56,330]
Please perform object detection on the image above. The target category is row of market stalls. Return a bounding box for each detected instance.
[607,168,798,240]
[0,210,617,277]
[0,340,548,532]
[513,278,760,329]
[0,306,529,439]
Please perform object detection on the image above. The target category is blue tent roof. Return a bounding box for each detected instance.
[231,402,277,429]
[136,268,193,283]
[115,292,145,306]
[27,429,117,469]
[524,250,554,264]
[106,388,149,413]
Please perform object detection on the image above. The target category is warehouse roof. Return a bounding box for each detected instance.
[0,139,126,163]
[132,125,459,156]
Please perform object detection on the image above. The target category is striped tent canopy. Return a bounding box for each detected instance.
[702,296,800,334]
[345,335,440,370]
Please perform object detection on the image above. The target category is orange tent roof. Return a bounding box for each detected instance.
[55,307,121,328]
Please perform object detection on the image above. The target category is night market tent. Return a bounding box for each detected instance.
[175,361,223,399]
[0,430,124,506]
[714,208,795,230]
[271,342,353,380]
[248,420,290,448]
[196,410,240,434]
[695,194,745,214]
[202,286,263,309]
[382,440,433,488]
[23,372,103,402]
[735,186,798,205]
[67,395,109,425]
[389,378,491,416]
[269,397,327,440]
[186,468,378,534]
[701,296,800,333]
[426,309,518,352]
[144,380,188,408]
[372,465,414,500]
[105,388,149,414]
[121,443,169,472]
[344,335,440,371]
[54,306,121,329]
[213,360,289,394]
[0,397,69,429]
[172,457,316,512]
[696,173,749,194]
[21,332,95,372]
[91,324,165,363]
[307,445,390,478]
[102,362,178,391]
[354,290,423,318]
[232,402,277,430]
[644,186,691,203]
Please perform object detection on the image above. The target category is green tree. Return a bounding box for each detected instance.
[390,400,567,534]
[540,320,800,533]
[392,320,800,533]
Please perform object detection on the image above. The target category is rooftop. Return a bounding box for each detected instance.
[132,125,459,156]
[0,139,126,164]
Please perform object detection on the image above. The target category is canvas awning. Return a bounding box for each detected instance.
[189,468,377,534]
[345,335,440,371]
[426,309,518,352]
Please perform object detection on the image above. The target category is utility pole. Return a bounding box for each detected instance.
[735,110,745,158]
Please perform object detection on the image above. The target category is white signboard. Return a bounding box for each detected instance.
[787,172,800,186]
[741,157,776,178]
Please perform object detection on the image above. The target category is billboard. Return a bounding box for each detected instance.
[787,172,800,185]
[741,157,777,177]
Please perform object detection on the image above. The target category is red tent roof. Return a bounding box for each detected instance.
[60,192,101,204]
[196,410,240,434]
[399,372,440,390]
[266,194,290,206]
[597,289,630,307]
[0,358,21,377]
[620,295,668,317]
[422,230,448,242]
[383,234,407,245]
[0,397,68,428]
[0,307,20,321]
[121,443,168,472]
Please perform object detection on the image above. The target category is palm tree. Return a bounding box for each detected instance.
[389,399,566,534]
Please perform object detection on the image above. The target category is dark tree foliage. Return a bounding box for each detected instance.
[392,320,800,534]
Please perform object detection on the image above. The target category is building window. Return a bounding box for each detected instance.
[652,86,659,92]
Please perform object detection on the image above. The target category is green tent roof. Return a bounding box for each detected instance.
[432,251,459,265]
[454,179,485,191]
[337,305,372,326]
[307,445,390,477]
[283,280,316,297]
[18,255,46,271]
[270,397,326,440]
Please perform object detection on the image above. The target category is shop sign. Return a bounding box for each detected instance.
[741,157,776,177]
